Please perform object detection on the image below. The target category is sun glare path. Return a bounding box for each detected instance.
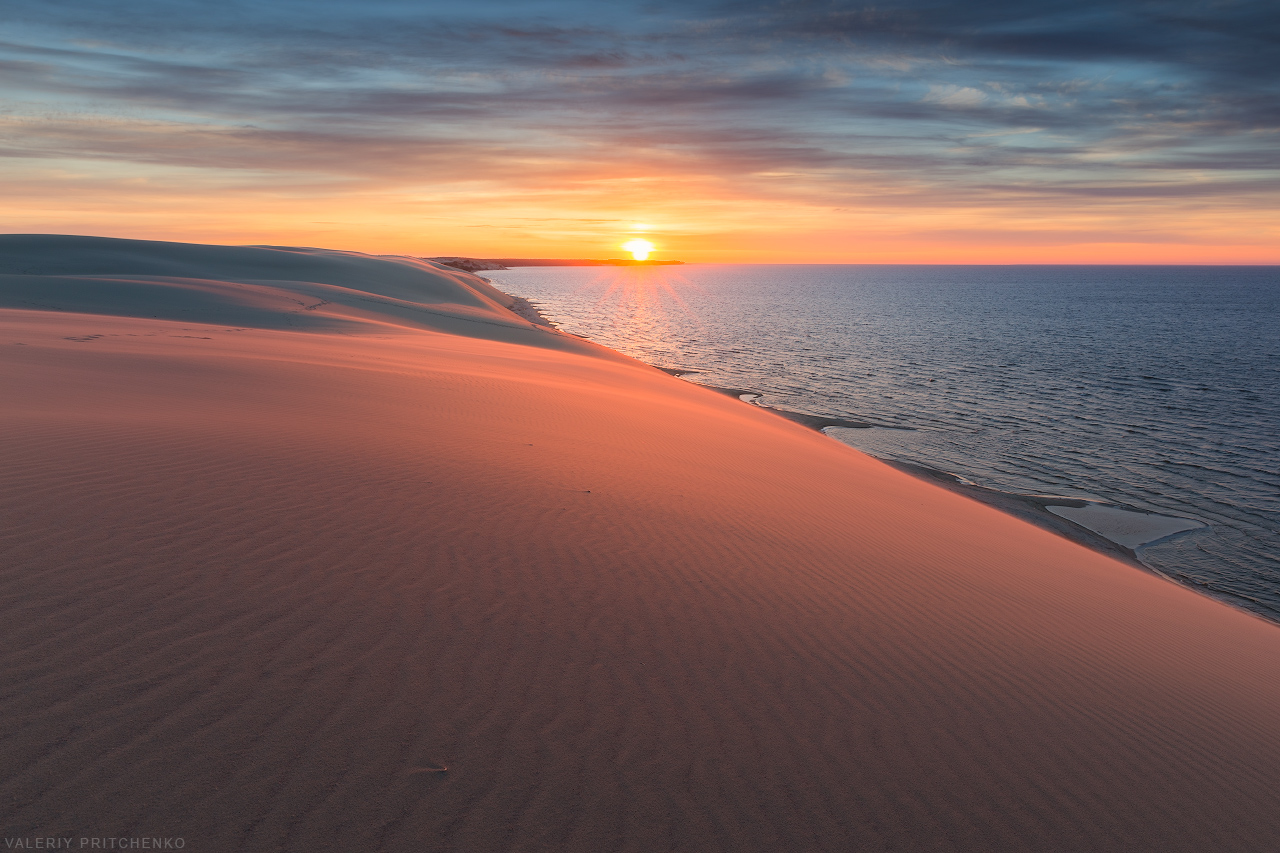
[583,268,707,356]
[623,239,654,261]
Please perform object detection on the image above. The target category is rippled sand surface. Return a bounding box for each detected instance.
[487,264,1280,620]
[5,239,1280,851]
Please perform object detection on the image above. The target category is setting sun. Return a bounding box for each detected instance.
[623,239,654,261]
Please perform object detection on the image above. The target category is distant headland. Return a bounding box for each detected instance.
[427,257,684,272]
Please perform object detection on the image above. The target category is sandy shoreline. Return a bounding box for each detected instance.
[655,378,1213,577]
[4,236,1280,851]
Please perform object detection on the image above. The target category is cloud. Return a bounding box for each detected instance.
[922,85,988,107]
[0,0,1276,244]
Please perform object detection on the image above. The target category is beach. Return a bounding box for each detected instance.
[3,236,1280,851]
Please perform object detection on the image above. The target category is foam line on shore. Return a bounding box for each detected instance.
[1047,503,1205,549]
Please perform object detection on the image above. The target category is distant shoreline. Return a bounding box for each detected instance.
[427,256,684,272]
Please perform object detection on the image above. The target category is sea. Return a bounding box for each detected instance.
[482,265,1280,622]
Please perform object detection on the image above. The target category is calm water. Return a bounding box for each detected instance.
[484,265,1280,621]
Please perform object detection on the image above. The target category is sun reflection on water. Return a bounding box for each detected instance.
[578,266,706,357]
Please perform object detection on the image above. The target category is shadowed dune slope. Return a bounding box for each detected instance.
[2,237,1280,852]
[0,235,613,353]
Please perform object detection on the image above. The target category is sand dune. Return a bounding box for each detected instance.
[0,235,612,352]
[3,236,1280,852]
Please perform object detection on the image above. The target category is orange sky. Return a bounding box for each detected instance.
[6,169,1275,264]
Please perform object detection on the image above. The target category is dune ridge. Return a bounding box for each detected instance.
[0,235,615,353]
[3,236,1280,852]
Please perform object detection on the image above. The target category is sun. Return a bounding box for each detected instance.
[623,239,654,261]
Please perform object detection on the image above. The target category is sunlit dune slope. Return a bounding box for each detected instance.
[3,236,1280,852]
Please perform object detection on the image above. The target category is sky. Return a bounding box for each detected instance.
[2,0,1277,262]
